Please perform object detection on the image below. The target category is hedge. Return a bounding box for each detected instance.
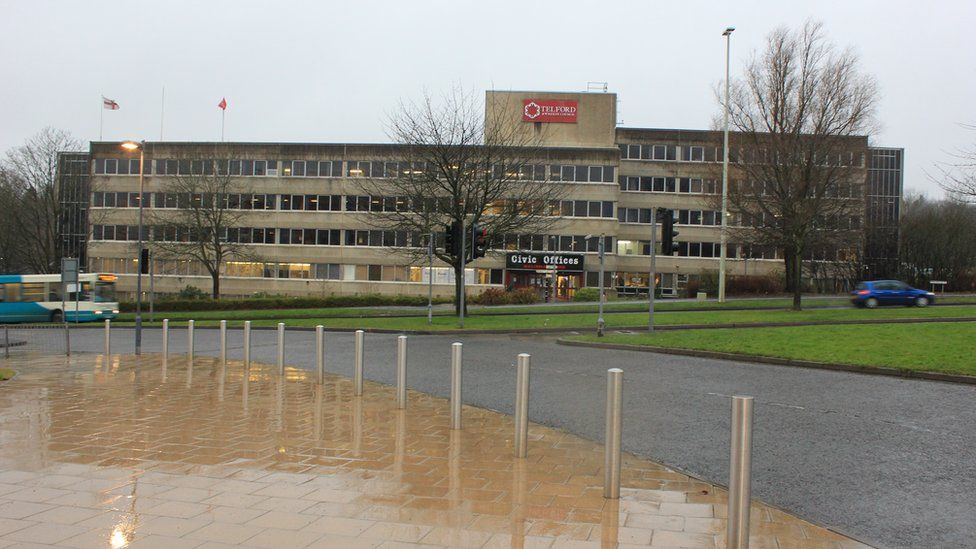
[119,294,453,312]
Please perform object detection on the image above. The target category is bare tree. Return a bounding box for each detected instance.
[937,124,976,202]
[362,88,567,315]
[899,195,976,290]
[149,152,258,299]
[723,21,879,310]
[0,128,82,273]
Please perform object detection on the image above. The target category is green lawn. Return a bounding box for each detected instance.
[0,369,14,382]
[125,304,976,332]
[114,295,976,324]
[567,322,976,376]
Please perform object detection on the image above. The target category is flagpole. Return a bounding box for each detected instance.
[159,86,165,140]
[99,97,104,140]
[221,109,225,142]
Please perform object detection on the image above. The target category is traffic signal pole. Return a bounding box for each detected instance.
[459,218,466,329]
[648,210,657,332]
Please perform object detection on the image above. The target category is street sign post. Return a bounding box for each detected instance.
[61,258,79,324]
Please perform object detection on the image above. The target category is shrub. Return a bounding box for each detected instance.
[728,274,784,295]
[177,286,209,300]
[471,288,511,305]
[572,287,601,302]
[119,293,453,312]
[509,287,541,304]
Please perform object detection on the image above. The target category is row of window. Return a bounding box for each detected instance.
[619,144,722,163]
[618,176,721,195]
[617,208,724,226]
[616,239,738,258]
[90,257,503,284]
[94,156,618,184]
[90,192,617,219]
[89,225,613,253]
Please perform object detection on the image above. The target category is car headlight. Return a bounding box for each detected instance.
[112,309,120,314]
[95,310,102,314]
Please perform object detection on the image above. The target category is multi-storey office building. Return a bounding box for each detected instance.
[76,90,902,299]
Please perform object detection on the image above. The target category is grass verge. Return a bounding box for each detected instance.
[566,322,976,376]
[114,295,976,323]
[0,368,14,382]
[111,305,976,332]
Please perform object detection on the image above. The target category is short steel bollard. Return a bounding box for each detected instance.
[277,322,285,375]
[315,325,325,384]
[161,319,169,366]
[514,353,531,458]
[187,320,194,367]
[604,368,623,499]
[104,319,111,356]
[243,321,251,369]
[450,342,463,430]
[354,330,365,396]
[727,396,755,549]
[396,335,407,409]
[219,320,227,365]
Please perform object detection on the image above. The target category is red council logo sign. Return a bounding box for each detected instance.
[522,99,578,123]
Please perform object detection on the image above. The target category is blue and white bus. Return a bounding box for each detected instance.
[0,273,119,323]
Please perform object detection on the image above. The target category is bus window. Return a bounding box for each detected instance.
[0,284,4,302]
[4,283,21,302]
[49,284,63,301]
[21,283,45,302]
[94,282,116,303]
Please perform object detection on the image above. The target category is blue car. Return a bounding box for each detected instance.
[851,280,935,308]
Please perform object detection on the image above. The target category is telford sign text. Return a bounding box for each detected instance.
[522,99,578,123]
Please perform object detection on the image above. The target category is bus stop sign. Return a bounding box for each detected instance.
[61,258,79,284]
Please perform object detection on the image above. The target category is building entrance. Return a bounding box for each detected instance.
[504,252,585,302]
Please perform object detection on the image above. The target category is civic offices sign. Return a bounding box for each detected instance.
[506,252,584,272]
[522,99,578,123]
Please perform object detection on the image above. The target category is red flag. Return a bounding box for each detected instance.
[218,98,227,110]
[102,96,120,110]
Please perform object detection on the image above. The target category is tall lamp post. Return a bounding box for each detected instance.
[585,234,606,336]
[718,26,735,303]
[121,140,146,355]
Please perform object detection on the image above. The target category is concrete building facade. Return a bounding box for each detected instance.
[74,90,901,299]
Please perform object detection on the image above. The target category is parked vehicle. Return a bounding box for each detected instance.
[851,280,935,308]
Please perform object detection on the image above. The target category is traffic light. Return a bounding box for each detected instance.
[658,209,679,255]
[444,221,461,256]
[470,224,487,259]
[140,248,150,274]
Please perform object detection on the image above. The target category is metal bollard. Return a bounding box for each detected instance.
[104,319,111,356]
[162,319,169,366]
[354,330,364,396]
[396,335,407,409]
[727,396,755,549]
[277,322,285,375]
[3,327,8,359]
[219,320,227,365]
[514,353,531,458]
[187,320,194,367]
[315,325,325,384]
[243,321,251,369]
[604,368,623,499]
[450,342,462,430]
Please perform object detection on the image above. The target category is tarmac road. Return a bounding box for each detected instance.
[57,326,976,548]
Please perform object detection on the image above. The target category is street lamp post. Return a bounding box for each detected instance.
[427,232,434,325]
[719,26,735,303]
[121,140,145,355]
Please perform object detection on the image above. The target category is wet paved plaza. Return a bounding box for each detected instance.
[0,353,869,548]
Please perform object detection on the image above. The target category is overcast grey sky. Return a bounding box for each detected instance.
[1,0,973,195]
